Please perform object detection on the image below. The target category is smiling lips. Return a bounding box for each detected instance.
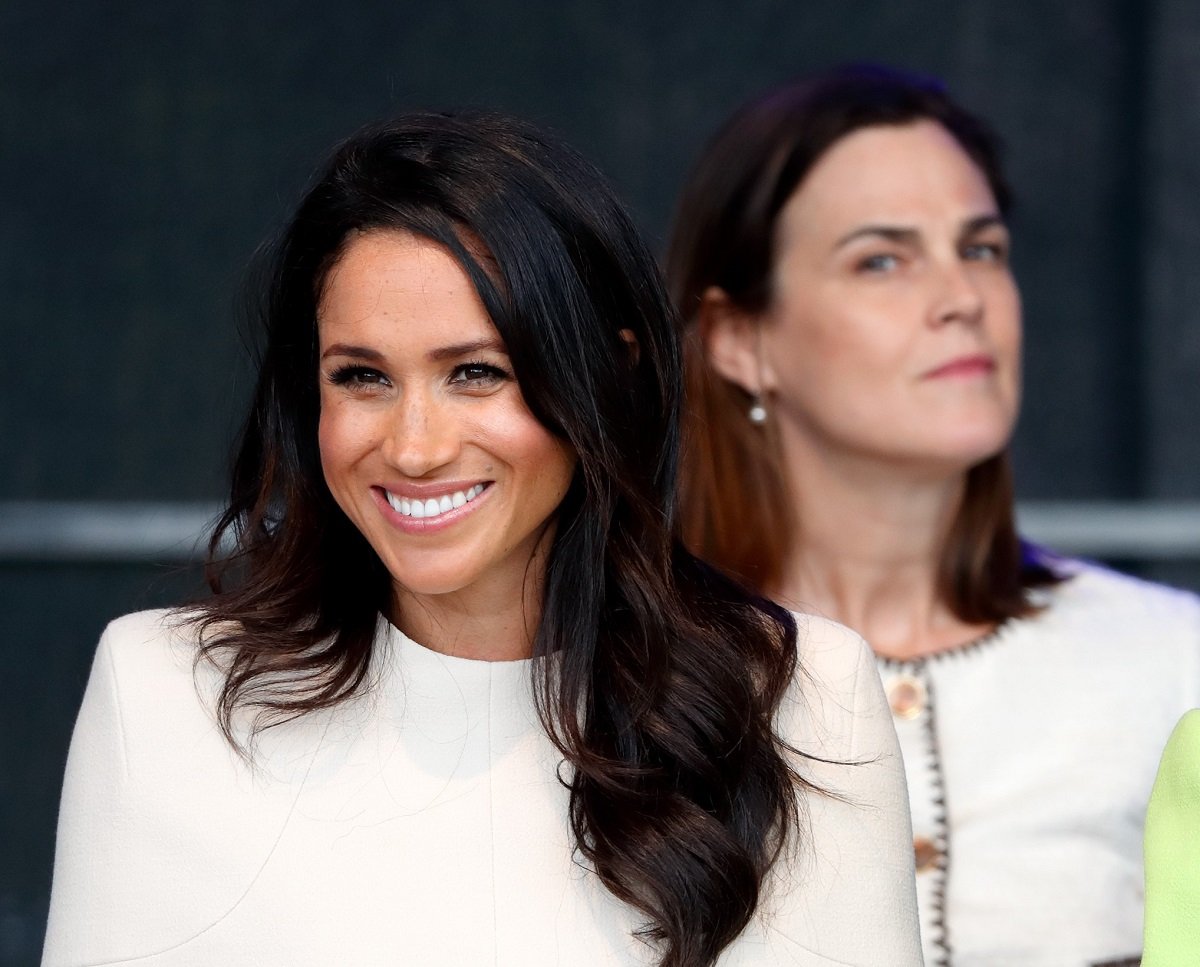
[384,483,488,521]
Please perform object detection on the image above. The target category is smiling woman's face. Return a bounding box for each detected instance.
[758,119,1022,476]
[316,230,576,614]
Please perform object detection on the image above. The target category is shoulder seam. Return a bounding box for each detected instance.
[99,626,132,781]
[847,635,867,758]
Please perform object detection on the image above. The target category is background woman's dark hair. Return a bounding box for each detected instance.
[192,111,806,967]
[666,63,1060,621]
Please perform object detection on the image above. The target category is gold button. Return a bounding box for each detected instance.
[887,674,926,720]
[913,836,940,872]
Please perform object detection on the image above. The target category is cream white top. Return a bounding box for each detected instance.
[876,561,1200,967]
[44,609,921,966]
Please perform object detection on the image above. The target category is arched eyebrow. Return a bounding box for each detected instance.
[426,338,508,362]
[832,225,920,251]
[321,343,384,361]
[960,214,1007,238]
[319,338,507,363]
[832,213,1007,251]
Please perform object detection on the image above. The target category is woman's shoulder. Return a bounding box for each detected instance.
[1147,709,1200,803]
[791,611,872,676]
[95,607,208,686]
[84,608,228,750]
[102,606,195,646]
[1143,709,1200,964]
[782,612,887,762]
[758,611,923,964]
[1031,556,1200,645]
[1053,556,1200,608]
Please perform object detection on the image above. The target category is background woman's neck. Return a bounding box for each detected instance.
[775,448,993,660]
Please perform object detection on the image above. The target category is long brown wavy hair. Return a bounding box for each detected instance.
[192,112,810,967]
[667,65,1061,622]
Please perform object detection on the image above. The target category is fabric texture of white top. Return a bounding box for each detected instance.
[44,609,922,966]
[875,560,1200,967]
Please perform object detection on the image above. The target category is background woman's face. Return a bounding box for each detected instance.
[316,230,576,611]
[761,119,1021,477]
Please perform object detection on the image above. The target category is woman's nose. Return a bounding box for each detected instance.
[381,391,462,477]
[929,259,985,328]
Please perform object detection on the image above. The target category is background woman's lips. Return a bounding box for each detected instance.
[924,355,996,379]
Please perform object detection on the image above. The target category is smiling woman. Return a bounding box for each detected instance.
[316,232,575,651]
[41,112,921,966]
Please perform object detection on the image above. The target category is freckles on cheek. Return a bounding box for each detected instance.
[316,419,343,494]
[471,399,553,455]
[317,404,367,481]
[316,408,338,464]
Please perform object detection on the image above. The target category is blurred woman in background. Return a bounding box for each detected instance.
[43,110,920,966]
[668,65,1200,966]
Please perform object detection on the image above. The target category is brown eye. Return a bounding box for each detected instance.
[328,365,389,388]
[450,362,510,386]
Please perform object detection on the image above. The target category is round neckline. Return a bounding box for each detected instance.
[874,617,1017,670]
[381,616,535,670]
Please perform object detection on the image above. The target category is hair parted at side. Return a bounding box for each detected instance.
[666,63,1061,620]
[190,110,808,967]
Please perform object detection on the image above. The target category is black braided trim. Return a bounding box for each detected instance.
[923,672,952,966]
[875,619,1012,671]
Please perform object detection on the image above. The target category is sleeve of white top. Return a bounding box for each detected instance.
[42,623,133,966]
[757,616,924,966]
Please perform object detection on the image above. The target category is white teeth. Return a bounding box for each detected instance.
[386,484,487,519]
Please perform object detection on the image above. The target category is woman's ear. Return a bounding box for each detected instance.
[699,287,772,395]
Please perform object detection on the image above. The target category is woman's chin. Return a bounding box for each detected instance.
[864,435,1010,480]
[909,417,1014,472]
[927,438,1011,477]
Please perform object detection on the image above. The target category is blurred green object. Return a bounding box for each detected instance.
[1143,709,1200,965]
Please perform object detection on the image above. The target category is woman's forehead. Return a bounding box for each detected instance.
[777,121,998,245]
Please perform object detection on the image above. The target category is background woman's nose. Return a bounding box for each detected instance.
[930,260,985,327]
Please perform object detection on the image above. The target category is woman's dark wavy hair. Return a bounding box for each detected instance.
[192,111,805,967]
[667,64,1061,617]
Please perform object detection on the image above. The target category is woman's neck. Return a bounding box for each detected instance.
[775,445,992,661]
[391,548,549,662]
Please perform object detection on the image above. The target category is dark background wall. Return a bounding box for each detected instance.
[4,1,1200,962]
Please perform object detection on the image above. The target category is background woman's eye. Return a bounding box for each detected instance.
[857,253,900,273]
[963,242,1008,263]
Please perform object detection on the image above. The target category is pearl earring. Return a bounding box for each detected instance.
[747,324,769,424]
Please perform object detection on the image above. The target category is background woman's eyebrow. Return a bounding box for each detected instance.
[832,225,920,250]
[961,213,1007,237]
